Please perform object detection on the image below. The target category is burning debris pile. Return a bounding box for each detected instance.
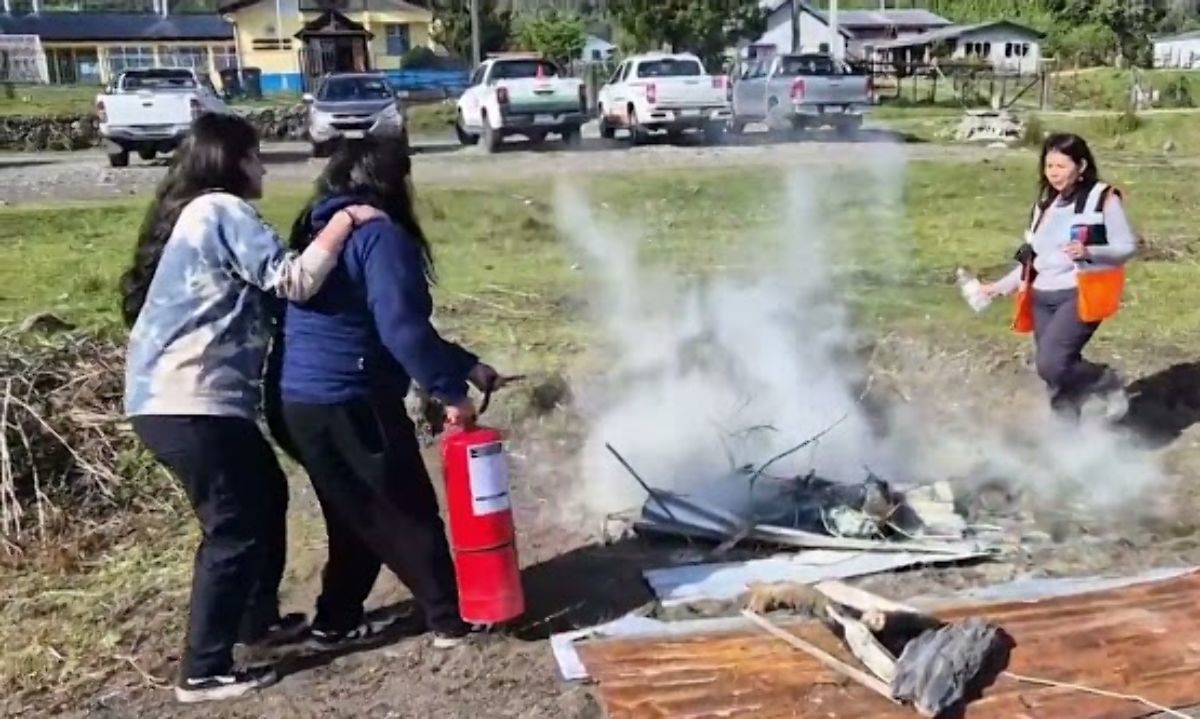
[604,441,988,557]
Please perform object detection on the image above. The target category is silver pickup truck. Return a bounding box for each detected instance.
[730,53,872,135]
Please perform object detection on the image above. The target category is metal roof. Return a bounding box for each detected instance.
[578,570,1200,719]
[872,20,1045,50]
[0,12,233,41]
[836,9,953,29]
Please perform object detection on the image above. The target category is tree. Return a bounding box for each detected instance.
[1048,22,1121,68]
[517,10,588,68]
[430,0,514,63]
[607,0,767,70]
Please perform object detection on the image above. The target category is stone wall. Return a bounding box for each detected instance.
[0,104,309,152]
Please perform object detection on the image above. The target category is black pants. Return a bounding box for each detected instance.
[132,415,289,679]
[1032,289,1107,417]
[281,394,461,633]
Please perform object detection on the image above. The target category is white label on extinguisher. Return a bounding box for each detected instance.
[467,441,510,516]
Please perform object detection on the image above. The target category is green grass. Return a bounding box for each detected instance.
[4,156,1200,699]
[406,102,457,136]
[879,110,1200,155]
[0,84,300,118]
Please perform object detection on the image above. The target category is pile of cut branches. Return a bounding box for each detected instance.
[0,326,163,548]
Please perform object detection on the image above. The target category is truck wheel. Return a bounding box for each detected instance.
[527,131,547,145]
[561,125,582,148]
[455,113,479,146]
[108,150,130,168]
[629,108,649,146]
[702,122,726,145]
[311,141,332,159]
[137,148,156,161]
[598,107,615,139]
[482,117,501,153]
[728,119,746,135]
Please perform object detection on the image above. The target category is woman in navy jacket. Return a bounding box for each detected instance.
[274,134,502,648]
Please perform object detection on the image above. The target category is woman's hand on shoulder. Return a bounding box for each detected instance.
[342,205,387,227]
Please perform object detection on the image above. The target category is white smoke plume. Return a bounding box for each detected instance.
[553,166,902,521]
[550,150,1166,529]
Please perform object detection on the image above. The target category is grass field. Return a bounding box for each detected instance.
[2,153,1200,698]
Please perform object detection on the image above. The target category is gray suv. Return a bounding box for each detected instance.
[304,72,409,158]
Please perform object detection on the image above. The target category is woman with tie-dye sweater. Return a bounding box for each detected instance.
[119,113,382,704]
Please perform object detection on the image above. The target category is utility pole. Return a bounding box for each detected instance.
[791,0,801,52]
[829,0,841,61]
[470,0,482,67]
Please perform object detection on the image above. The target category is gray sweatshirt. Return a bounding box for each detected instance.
[125,192,337,419]
[995,188,1137,295]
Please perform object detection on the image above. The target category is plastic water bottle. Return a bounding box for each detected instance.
[956,268,991,312]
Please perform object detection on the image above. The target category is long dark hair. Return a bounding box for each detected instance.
[119,113,261,327]
[1036,132,1100,211]
[288,134,434,280]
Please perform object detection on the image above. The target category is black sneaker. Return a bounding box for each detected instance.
[431,620,478,649]
[305,621,384,651]
[239,612,309,649]
[174,665,278,704]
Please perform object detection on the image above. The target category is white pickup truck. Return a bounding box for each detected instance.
[96,68,230,167]
[455,54,587,153]
[597,52,732,145]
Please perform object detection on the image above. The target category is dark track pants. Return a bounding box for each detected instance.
[1032,288,1107,418]
[131,415,288,679]
[280,394,461,633]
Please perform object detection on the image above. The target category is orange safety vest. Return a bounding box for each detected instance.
[1012,182,1126,333]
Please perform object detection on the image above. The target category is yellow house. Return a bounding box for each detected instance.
[217,0,436,94]
[0,11,238,87]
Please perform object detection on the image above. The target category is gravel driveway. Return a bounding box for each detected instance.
[0,126,1009,206]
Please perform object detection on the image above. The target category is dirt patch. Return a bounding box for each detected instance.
[11,332,1200,719]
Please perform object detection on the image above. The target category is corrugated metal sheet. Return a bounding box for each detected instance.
[0,13,232,42]
[578,571,1200,719]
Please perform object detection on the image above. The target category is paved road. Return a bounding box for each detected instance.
[0,128,1012,206]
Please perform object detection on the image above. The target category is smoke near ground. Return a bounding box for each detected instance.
[550,152,1166,529]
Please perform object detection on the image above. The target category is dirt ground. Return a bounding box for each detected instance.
[9,334,1193,719]
[7,137,1200,718]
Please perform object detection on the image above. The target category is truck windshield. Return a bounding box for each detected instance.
[490,60,560,80]
[319,76,394,101]
[777,55,842,76]
[637,59,703,78]
[122,70,197,90]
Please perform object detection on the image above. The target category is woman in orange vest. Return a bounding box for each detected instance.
[980,133,1136,420]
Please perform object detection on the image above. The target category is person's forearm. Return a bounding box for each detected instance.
[991,264,1022,296]
[271,212,354,301]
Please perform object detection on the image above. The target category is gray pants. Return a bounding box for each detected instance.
[1032,289,1106,418]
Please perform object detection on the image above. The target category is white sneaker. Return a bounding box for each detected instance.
[174,665,278,704]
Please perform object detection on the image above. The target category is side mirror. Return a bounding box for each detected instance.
[302,93,315,103]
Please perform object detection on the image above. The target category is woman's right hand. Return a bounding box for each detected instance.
[444,398,478,429]
[343,205,386,226]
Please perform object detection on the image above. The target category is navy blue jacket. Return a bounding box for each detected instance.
[278,194,477,405]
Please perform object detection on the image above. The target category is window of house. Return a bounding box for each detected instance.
[965,41,993,57]
[107,45,156,75]
[158,45,210,71]
[1004,42,1030,58]
[250,38,293,51]
[385,24,411,56]
[212,44,238,70]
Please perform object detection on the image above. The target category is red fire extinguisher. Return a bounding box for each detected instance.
[440,383,525,626]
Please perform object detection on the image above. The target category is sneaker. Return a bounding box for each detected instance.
[431,620,478,649]
[174,665,278,704]
[305,621,384,651]
[239,613,309,649]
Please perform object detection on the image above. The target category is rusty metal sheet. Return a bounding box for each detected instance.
[577,571,1200,719]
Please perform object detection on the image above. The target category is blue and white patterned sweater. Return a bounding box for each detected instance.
[124,192,337,419]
